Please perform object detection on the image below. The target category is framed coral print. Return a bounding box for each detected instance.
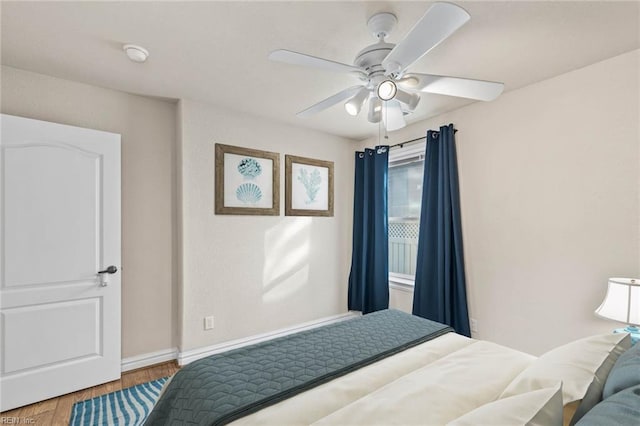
[215,144,280,215]
[285,155,334,217]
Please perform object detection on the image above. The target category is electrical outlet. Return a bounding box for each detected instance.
[204,316,215,330]
[470,318,478,333]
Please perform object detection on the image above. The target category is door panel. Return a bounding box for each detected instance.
[2,298,101,374]
[3,144,100,287]
[0,114,121,411]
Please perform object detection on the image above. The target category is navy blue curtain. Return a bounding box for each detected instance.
[348,146,389,314]
[412,124,470,336]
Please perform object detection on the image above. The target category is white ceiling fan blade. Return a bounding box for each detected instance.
[269,49,366,77]
[382,3,470,76]
[411,74,504,101]
[297,86,365,117]
[382,100,406,131]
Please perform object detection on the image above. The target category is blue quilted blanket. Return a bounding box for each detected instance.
[145,309,453,425]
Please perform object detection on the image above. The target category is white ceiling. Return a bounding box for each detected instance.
[2,1,639,140]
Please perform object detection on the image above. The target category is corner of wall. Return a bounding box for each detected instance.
[175,99,185,353]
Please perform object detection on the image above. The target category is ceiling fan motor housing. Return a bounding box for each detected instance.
[354,42,395,79]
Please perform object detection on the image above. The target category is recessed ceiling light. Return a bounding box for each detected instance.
[123,44,149,63]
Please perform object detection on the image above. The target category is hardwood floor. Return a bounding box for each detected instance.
[0,361,179,425]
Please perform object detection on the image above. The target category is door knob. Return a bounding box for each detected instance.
[97,265,118,286]
[98,266,118,274]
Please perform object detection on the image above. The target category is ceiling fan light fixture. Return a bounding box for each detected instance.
[382,100,406,131]
[377,80,397,101]
[368,97,382,123]
[398,75,420,88]
[394,88,420,111]
[269,3,503,131]
[344,87,370,116]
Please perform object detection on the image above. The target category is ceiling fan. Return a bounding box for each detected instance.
[268,2,504,131]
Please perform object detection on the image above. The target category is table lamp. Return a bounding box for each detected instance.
[595,277,640,345]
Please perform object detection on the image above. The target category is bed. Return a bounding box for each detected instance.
[145,309,638,426]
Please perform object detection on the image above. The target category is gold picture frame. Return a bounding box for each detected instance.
[215,143,280,215]
[285,155,334,217]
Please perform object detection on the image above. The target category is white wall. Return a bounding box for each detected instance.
[177,99,356,351]
[1,66,177,358]
[5,47,636,359]
[1,66,357,359]
[365,50,640,355]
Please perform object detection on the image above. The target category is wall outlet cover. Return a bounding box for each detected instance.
[204,316,215,330]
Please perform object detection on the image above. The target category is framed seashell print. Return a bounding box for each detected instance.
[285,155,334,217]
[215,144,280,215]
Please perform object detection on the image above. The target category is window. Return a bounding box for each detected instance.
[388,142,425,286]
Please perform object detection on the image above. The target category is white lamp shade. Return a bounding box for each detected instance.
[382,100,406,131]
[394,88,420,111]
[344,87,370,116]
[368,97,382,123]
[595,278,640,326]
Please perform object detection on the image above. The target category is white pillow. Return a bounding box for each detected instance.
[500,333,630,404]
[448,383,563,426]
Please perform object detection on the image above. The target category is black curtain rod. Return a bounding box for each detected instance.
[388,128,458,150]
[388,136,425,149]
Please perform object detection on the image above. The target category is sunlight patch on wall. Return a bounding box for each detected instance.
[262,218,312,303]
[263,266,310,303]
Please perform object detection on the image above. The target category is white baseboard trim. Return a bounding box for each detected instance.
[121,347,178,372]
[178,311,360,366]
[121,312,361,370]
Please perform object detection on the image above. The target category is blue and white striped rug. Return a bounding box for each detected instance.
[69,377,168,426]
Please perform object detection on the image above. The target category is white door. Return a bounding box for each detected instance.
[0,114,121,411]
